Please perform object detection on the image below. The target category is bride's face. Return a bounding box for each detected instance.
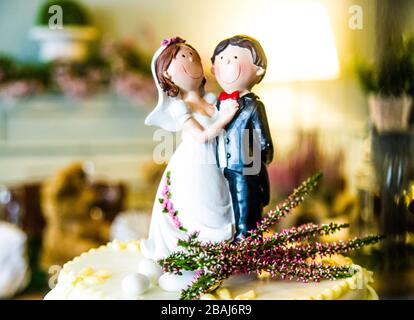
[165,45,204,92]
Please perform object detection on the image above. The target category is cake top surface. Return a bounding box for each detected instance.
[45,240,378,300]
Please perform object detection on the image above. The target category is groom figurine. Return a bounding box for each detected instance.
[211,35,274,240]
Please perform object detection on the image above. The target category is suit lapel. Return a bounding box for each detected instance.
[237,95,247,112]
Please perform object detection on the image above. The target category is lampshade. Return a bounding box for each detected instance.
[249,2,340,82]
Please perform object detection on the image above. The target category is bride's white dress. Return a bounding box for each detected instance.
[141,100,235,261]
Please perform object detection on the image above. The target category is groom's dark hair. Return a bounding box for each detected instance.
[211,35,267,83]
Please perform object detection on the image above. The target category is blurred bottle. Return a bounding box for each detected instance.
[373,133,413,260]
[371,131,414,296]
[354,133,380,238]
[353,130,414,297]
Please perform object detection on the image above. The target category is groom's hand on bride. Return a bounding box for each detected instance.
[218,101,239,124]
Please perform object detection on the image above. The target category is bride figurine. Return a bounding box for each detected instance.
[141,37,238,262]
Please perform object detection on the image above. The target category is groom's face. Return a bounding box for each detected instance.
[212,45,264,94]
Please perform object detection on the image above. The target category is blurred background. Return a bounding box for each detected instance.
[0,0,414,299]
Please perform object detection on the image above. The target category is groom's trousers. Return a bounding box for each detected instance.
[224,168,264,240]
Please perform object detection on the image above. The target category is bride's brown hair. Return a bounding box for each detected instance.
[156,43,206,97]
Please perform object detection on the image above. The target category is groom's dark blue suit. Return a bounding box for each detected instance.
[216,92,273,240]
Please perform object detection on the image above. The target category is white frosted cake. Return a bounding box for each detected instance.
[45,240,378,300]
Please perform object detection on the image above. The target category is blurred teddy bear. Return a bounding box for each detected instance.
[41,162,109,268]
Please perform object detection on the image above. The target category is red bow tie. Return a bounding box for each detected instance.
[218,91,240,101]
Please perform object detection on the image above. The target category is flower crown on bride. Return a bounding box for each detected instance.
[160,37,186,47]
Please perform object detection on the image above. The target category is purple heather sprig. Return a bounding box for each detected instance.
[158,172,384,300]
[249,172,322,239]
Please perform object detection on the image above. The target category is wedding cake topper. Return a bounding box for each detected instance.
[140,35,383,298]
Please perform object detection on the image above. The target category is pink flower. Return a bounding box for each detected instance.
[173,218,182,229]
[172,215,181,226]
[161,37,185,47]
[166,200,174,211]
[161,185,169,196]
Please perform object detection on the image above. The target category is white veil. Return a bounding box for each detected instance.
[144,43,185,132]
